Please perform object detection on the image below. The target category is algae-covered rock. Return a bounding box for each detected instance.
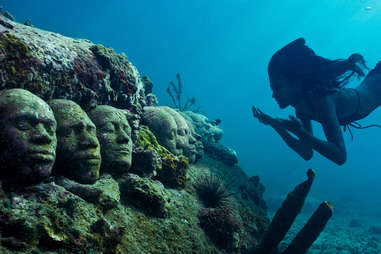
[204,142,238,166]
[0,183,103,252]
[0,15,149,112]
[119,173,172,218]
[55,174,120,211]
[132,125,190,189]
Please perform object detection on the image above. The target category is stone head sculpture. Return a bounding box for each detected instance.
[164,107,199,163]
[0,89,57,187]
[143,106,200,163]
[49,99,101,184]
[89,105,132,177]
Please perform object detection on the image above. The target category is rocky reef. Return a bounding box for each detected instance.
[0,14,331,254]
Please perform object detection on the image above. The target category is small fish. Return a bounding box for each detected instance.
[365,6,373,11]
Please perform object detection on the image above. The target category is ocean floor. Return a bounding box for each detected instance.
[270,208,381,253]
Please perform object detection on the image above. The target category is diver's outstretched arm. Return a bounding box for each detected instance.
[296,97,347,165]
[253,101,347,165]
[252,106,313,160]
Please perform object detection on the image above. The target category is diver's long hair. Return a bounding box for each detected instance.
[268,38,368,92]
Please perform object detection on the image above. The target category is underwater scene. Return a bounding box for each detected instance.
[0,0,380,253]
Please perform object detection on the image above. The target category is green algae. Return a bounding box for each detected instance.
[0,33,31,59]
[136,126,189,189]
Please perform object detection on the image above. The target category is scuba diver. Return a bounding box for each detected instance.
[252,38,381,165]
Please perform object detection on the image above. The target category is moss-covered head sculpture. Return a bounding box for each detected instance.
[89,105,132,177]
[49,99,101,184]
[142,106,202,163]
[0,88,57,188]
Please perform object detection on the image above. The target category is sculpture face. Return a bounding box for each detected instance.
[143,106,179,154]
[143,106,200,163]
[89,105,132,176]
[0,89,57,186]
[49,99,101,184]
[165,108,198,163]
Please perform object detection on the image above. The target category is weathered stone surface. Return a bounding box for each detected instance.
[0,154,268,254]
[0,16,148,112]
[55,174,120,211]
[204,142,238,166]
[119,173,172,218]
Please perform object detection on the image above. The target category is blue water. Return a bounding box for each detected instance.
[6,0,381,217]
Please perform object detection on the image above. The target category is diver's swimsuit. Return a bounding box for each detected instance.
[341,61,381,139]
[340,88,361,126]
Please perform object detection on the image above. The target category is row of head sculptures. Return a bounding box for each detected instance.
[0,89,133,189]
[142,106,203,163]
[0,88,202,190]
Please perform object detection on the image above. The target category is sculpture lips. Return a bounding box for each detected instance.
[78,151,100,160]
[28,151,55,162]
[30,150,54,155]
[118,148,130,154]
[79,154,100,164]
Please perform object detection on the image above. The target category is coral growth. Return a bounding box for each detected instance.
[166,73,199,112]
[119,173,172,218]
[90,44,141,110]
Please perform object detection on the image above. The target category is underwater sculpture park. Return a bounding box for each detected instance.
[0,11,334,254]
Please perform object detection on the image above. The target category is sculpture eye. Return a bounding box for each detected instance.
[45,122,56,135]
[87,125,96,134]
[15,120,31,131]
[101,123,114,133]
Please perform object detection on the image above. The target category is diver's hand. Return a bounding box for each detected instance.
[252,106,281,127]
[283,115,304,135]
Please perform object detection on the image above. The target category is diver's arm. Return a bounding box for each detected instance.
[252,106,313,160]
[296,97,347,165]
[272,117,313,160]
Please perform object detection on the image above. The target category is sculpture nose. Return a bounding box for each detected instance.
[79,129,99,149]
[32,123,54,144]
[116,128,130,144]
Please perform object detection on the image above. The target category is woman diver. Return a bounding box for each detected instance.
[252,38,381,165]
